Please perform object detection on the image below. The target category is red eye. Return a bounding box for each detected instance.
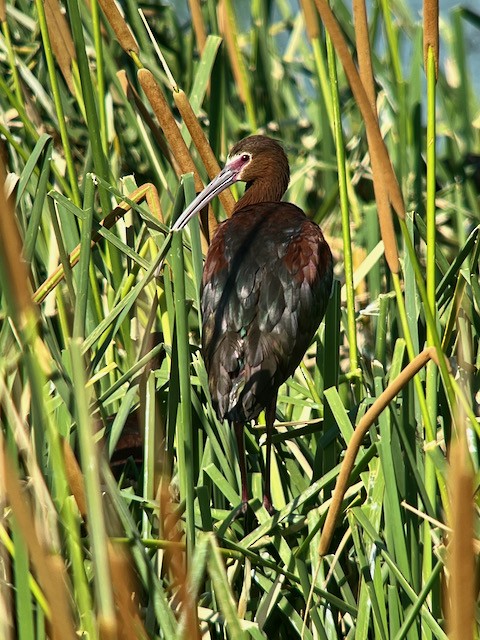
[241,154,250,162]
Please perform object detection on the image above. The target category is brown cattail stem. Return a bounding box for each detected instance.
[319,347,443,556]
[447,437,474,640]
[217,0,257,131]
[117,71,177,173]
[187,0,207,54]
[353,0,399,273]
[313,0,405,220]
[217,0,245,103]
[447,313,475,639]
[174,88,236,236]
[138,70,203,193]
[97,0,139,54]
[299,0,320,41]
[423,0,439,79]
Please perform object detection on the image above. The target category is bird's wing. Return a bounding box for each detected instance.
[201,204,333,423]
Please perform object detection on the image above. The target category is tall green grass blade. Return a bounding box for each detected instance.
[70,339,115,632]
[170,184,196,559]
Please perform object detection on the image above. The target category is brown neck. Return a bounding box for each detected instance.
[234,171,289,212]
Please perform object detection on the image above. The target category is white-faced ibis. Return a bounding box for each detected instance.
[173,135,333,514]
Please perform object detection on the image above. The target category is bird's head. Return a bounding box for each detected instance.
[172,135,290,231]
[226,135,289,185]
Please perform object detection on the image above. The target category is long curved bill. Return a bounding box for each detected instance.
[171,166,236,231]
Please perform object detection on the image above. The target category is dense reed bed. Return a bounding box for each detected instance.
[0,0,479,637]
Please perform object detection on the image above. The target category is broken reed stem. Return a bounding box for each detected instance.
[319,347,441,556]
[352,0,399,273]
[187,0,207,54]
[313,0,405,220]
[174,88,235,231]
[423,0,439,79]
[138,69,203,193]
[97,0,138,54]
[34,183,162,304]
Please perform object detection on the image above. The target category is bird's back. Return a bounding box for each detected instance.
[201,203,333,424]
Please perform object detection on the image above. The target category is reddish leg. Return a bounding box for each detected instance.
[263,396,277,515]
[234,422,248,513]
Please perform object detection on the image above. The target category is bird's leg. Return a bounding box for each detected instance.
[263,396,277,515]
[234,422,249,513]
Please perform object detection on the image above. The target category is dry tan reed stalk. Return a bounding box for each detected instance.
[319,347,442,556]
[217,0,247,104]
[0,376,60,550]
[299,0,320,41]
[117,71,178,173]
[447,316,475,639]
[138,69,212,246]
[187,0,207,54]
[138,70,203,193]
[353,0,399,273]
[98,0,138,54]
[117,69,128,94]
[98,617,117,640]
[0,1,6,22]
[2,442,76,640]
[45,0,76,94]
[109,544,148,640]
[174,88,236,232]
[313,0,405,220]
[447,436,474,640]
[158,482,201,639]
[62,437,88,520]
[0,159,34,323]
[423,0,439,78]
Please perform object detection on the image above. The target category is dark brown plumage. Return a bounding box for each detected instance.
[173,135,333,513]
